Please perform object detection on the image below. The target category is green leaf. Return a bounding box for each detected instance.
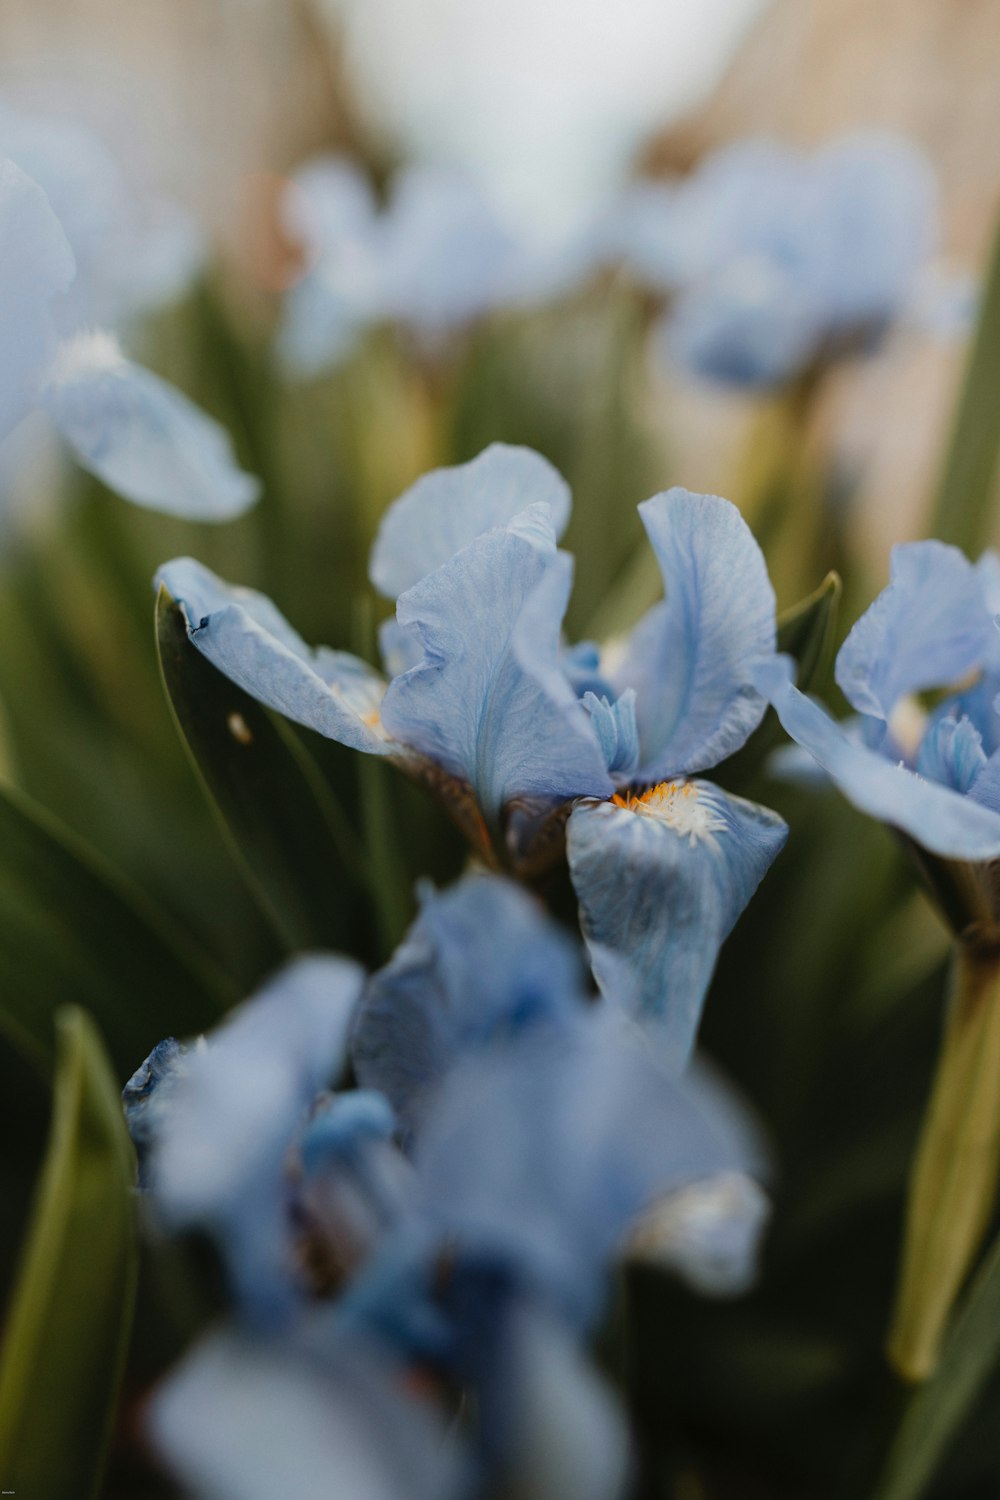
[0,1008,137,1499]
[156,586,371,952]
[0,783,231,1078]
[929,210,1000,554]
[872,1228,1000,1500]
[777,570,842,693]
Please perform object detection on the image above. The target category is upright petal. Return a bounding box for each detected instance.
[755,657,1000,860]
[148,954,364,1316]
[41,331,260,519]
[0,155,75,439]
[612,490,775,779]
[352,873,587,1137]
[835,541,992,722]
[157,557,392,756]
[380,518,611,818]
[566,783,786,1066]
[370,443,571,599]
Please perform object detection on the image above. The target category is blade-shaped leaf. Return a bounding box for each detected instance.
[0,784,231,1077]
[0,1008,137,1499]
[777,571,841,693]
[872,1228,1000,1500]
[156,587,371,952]
[930,209,1000,555]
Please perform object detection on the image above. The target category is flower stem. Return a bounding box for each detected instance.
[887,938,1000,1381]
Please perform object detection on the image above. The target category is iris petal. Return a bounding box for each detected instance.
[370,443,571,599]
[42,331,260,519]
[156,558,392,756]
[755,656,1000,859]
[380,517,611,818]
[566,783,786,1066]
[613,489,775,779]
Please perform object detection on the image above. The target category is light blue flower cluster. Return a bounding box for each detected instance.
[129,873,765,1500]
[0,118,258,522]
[755,540,1000,877]
[279,157,596,375]
[612,132,938,388]
[158,442,787,1063]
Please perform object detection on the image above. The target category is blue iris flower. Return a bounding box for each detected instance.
[754,540,1000,889]
[158,442,786,1062]
[0,152,258,520]
[614,132,938,389]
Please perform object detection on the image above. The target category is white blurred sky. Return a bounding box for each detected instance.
[325,0,768,230]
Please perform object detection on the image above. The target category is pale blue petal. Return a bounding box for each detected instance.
[0,155,75,438]
[628,1170,769,1297]
[352,873,587,1137]
[658,267,824,388]
[414,1014,758,1326]
[380,522,611,818]
[566,784,786,1066]
[916,713,986,793]
[42,333,260,518]
[562,639,615,700]
[377,615,425,678]
[370,443,571,599]
[581,690,639,778]
[754,656,1000,860]
[156,557,392,756]
[612,489,775,778]
[278,270,370,376]
[835,541,992,721]
[151,1328,465,1500]
[969,749,1000,817]
[148,954,364,1315]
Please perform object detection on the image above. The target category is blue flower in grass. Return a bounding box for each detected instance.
[158,443,786,1061]
[755,540,1000,921]
[0,153,258,520]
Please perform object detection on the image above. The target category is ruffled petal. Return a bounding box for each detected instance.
[612,489,775,779]
[156,557,392,756]
[566,783,786,1065]
[835,541,992,722]
[41,331,260,519]
[380,517,611,818]
[352,873,587,1138]
[755,656,1000,860]
[370,443,571,599]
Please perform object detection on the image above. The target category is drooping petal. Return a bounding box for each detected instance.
[148,954,364,1316]
[352,873,587,1138]
[612,489,775,779]
[835,541,992,722]
[156,557,392,756]
[42,331,260,519]
[755,656,1000,860]
[414,1014,759,1327]
[380,515,611,818]
[0,155,75,439]
[566,783,786,1065]
[150,1327,466,1500]
[370,443,571,599]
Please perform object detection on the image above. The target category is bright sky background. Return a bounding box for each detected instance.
[324,0,769,229]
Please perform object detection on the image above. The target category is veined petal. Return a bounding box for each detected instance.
[156,557,392,755]
[755,657,1000,859]
[380,523,611,819]
[151,1327,465,1500]
[370,443,571,599]
[566,783,786,1066]
[0,155,75,439]
[352,873,587,1138]
[148,954,364,1315]
[613,490,775,779]
[41,331,260,519]
[835,541,992,721]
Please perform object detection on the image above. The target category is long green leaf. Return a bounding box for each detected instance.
[872,1228,1000,1500]
[929,210,1000,553]
[777,570,842,692]
[0,1008,137,1498]
[156,587,370,952]
[0,784,231,1077]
